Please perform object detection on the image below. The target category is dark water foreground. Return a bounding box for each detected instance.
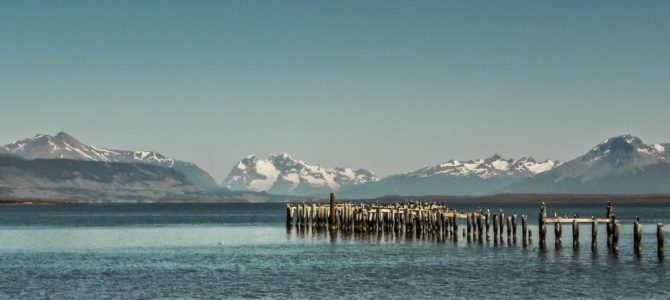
[0,202,668,299]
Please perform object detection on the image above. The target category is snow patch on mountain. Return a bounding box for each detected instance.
[405,155,559,179]
[222,153,378,195]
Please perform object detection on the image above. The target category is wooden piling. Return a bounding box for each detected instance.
[506,216,512,244]
[453,214,459,241]
[521,215,528,247]
[555,214,562,249]
[477,214,484,242]
[591,217,598,252]
[499,210,505,242]
[612,214,619,253]
[658,223,664,260]
[485,210,491,241]
[511,214,517,242]
[606,202,613,248]
[492,214,499,244]
[286,204,293,227]
[539,203,547,249]
[633,216,642,255]
[466,213,472,241]
[572,217,579,251]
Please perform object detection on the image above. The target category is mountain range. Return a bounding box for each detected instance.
[339,155,560,198]
[1,132,669,202]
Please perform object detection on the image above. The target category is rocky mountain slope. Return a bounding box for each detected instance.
[0,155,198,202]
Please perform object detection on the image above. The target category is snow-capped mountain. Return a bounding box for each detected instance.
[0,132,218,189]
[404,155,559,179]
[339,155,559,198]
[503,135,670,194]
[222,153,378,196]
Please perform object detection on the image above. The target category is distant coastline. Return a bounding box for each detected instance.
[370,194,670,204]
[0,198,77,205]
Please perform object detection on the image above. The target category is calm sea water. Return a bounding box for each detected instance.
[0,202,668,299]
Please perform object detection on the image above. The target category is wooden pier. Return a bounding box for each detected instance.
[286,194,666,259]
[286,193,528,245]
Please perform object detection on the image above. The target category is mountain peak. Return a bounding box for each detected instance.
[269,152,295,161]
[54,131,74,140]
[585,134,653,163]
[486,154,503,161]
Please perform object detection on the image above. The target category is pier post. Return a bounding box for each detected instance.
[466,213,472,241]
[633,216,642,256]
[555,214,562,249]
[328,193,336,229]
[286,204,293,228]
[377,207,383,234]
[485,210,491,241]
[539,203,547,249]
[591,218,598,252]
[572,216,579,251]
[499,210,505,242]
[612,214,619,254]
[454,214,459,241]
[493,214,499,244]
[658,223,664,260]
[521,215,528,247]
[606,202,613,248]
[511,214,517,243]
[477,214,484,243]
[506,216,512,244]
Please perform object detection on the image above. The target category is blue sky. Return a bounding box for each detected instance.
[1,1,669,180]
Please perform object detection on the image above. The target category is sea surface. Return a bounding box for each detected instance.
[0,202,668,299]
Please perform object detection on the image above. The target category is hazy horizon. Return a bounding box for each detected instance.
[2,1,669,181]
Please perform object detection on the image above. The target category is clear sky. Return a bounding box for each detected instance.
[1,1,669,181]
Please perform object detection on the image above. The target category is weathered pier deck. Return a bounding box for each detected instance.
[286,193,665,260]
